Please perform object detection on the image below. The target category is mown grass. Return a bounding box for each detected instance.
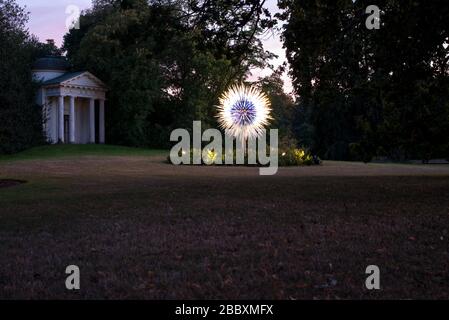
[0,153,449,299]
[0,144,168,162]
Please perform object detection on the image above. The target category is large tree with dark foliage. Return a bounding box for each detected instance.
[257,66,295,142]
[279,0,449,161]
[63,0,275,148]
[0,0,56,154]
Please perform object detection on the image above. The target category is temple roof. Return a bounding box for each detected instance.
[42,72,86,85]
[41,71,107,91]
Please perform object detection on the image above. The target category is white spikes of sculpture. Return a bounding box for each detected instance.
[217,83,272,145]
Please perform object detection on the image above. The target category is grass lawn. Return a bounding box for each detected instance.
[0,145,448,299]
[0,144,167,162]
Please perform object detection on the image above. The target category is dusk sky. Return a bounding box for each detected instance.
[17,0,293,94]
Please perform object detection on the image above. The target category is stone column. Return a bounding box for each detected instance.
[41,88,46,106]
[99,99,105,144]
[89,98,96,143]
[69,96,76,143]
[58,96,65,143]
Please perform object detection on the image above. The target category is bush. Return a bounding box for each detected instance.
[349,142,374,163]
[324,141,350,161]
[167,147,321,167]
[167,148,251,165]
[279,148,320,166]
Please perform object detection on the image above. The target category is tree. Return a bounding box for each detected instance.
[279,0,449,161]
[63,0,275,148]
[256,66,295,142]
[0,0,47,154]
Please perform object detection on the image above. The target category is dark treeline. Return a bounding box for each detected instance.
[63,0,280,148]
[1,0,448,161]
[279,0,449,161]
[1,0,291,153]
[0,0,60,154]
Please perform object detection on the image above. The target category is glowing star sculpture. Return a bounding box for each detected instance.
[217,84,272,144]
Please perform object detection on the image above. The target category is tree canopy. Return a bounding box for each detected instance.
[0,0,57,154]
[4,0,447,162]
[63,0,276,148]
[279,0,449,161]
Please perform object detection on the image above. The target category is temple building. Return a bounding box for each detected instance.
[32,56,107,144]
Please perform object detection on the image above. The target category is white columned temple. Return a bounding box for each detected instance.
[32,57,108,145]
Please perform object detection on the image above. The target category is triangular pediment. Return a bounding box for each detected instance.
[61,72,106,89]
